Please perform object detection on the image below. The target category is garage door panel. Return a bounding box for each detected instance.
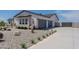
[62,22,72,27]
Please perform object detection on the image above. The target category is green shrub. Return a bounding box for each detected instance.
[31,39,37,44]
[24,27,27,29]
[7,28,11,31]
[46,34,49,36]
[0,21,5,27]
[0,32,3,39]
[49,32,51,35]
[17,26,27,29]
[4,28,6,30]
[42,35,46,38]
[53,30,57,33]
[51,30,57,34]
[37,37,41,41]
[17,26,20,29]
[20,43,28,49]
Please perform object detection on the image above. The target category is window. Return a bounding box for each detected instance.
[19,19,21,24]
[25,19,27,24]
[22,19,24,24]
[19,19,27,24]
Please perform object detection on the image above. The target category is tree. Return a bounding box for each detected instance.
[0,21,5,26]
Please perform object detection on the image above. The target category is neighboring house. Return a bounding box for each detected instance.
[8,18,13,24]
[9,10,59,29]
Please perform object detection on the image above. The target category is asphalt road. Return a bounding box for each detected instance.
[29,27,79,49]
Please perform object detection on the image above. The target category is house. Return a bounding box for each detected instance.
[10,10,59,29]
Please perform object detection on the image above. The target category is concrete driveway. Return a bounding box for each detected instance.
[29,27,79,49]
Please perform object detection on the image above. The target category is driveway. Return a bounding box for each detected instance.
[29,27,79,49]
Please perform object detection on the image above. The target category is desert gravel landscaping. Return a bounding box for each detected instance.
[0,28,54,49]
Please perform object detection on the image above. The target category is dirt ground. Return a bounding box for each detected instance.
[0,28,52,49]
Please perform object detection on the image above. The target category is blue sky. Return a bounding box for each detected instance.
[0,10,79,22]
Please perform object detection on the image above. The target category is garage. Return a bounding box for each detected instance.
[62,22,72,27]
[38,19,46,29]
[72,22,79,28]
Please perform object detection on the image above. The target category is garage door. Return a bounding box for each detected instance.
[38,19,46,29]
[62,22,72,27]
[72,23,79,28]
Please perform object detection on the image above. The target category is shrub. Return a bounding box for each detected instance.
[24,27,27,29]
[7,28,11,31]
[0,21,5,27]
[46,34,49,36]
[53,30,57,33]
[0,32,3,39]
[42,35,46,38]
[20,43,28,49]
[17,26,27,29]
[37,37,41,41]
[17,27,20,29]
[31,39,37,44]
[49,32,51,35]
[4,28,6,30]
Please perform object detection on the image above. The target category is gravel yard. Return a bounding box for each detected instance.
[0,28,53,49]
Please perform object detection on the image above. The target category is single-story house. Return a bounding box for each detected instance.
[9,10,60,29]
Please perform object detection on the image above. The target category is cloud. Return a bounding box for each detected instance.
[56,10,79,22]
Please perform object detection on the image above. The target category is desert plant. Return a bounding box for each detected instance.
[46,34,49,36]
[7,28,11,31]
[24,27,27,29]
[17,26,20,29]
[17,26,27,29]
[49,32,51,35]
[42,35,46,38]
[31,39,37,44]
[53,30,57,33]
[20,43,28,49]
[0,32,3,39]
[37,37,41,41]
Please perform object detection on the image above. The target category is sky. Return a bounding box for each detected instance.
[0,10,79,22]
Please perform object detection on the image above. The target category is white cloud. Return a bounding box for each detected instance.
[57,10,79,22]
